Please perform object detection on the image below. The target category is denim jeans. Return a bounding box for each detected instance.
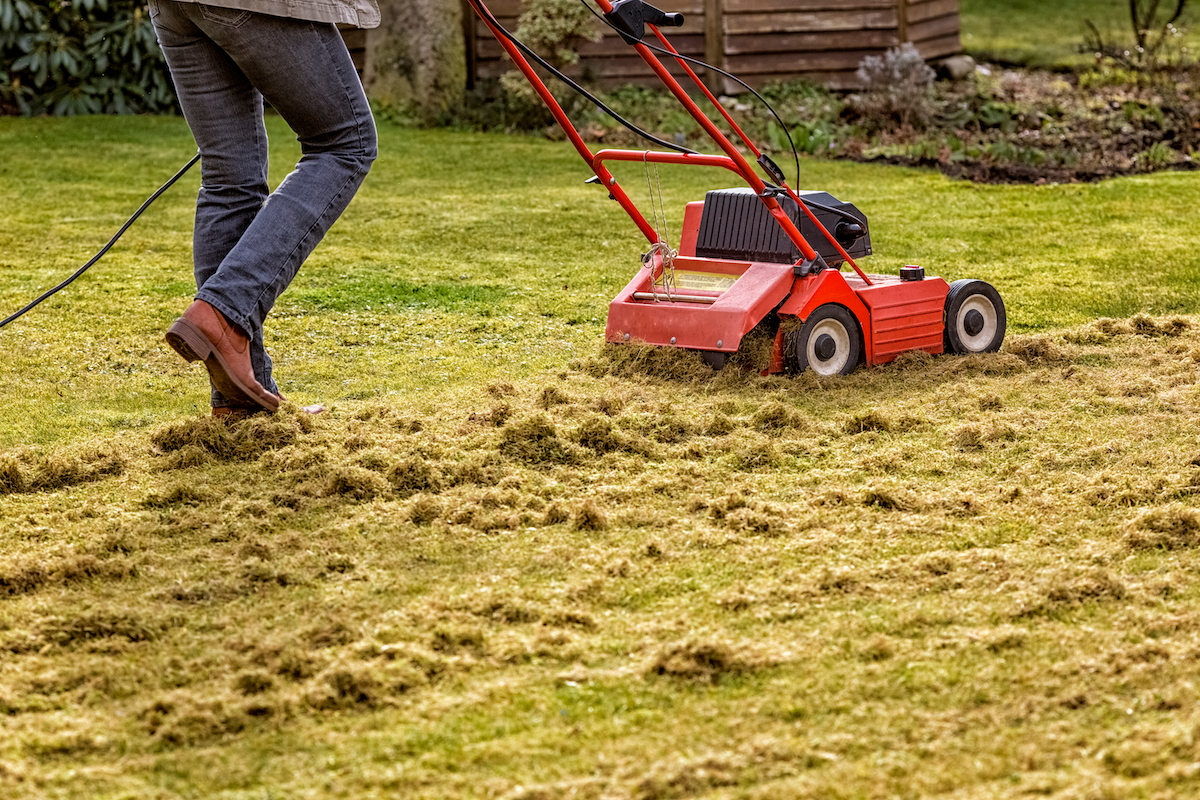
[149,0,377,406]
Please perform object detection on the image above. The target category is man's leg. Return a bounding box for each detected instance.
[150,0,276,408]
[152,1,376,407]
[176,6,377,347]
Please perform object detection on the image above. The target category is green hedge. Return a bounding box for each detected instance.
[1,0,177,115]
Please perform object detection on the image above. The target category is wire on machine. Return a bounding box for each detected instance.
[467,0,697,156]
[575,0,804,187]
[0,152,201,331]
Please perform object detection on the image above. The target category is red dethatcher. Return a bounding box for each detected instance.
[466,0,1006,376]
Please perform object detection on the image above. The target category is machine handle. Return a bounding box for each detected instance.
[607,0,684,45]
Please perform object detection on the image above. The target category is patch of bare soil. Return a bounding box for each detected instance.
[848,66,1200,184]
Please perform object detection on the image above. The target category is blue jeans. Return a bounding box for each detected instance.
[149,0,377,406]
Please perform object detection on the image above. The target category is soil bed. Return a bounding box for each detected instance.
[512,60,1200,185]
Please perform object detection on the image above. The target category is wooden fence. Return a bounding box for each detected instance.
[341,26,368,74]
[465,0,960,91]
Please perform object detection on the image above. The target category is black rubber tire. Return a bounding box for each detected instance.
[944,279,1006,354]
[787,304,863,376]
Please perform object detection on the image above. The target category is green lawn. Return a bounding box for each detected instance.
[961,0,1200,67]
[2,116,1199,446]
[4,118,1200,799]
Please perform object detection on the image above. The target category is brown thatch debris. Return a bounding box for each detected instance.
[0,554,138,598]
[1131,314,1189,338]
[151,415,299,462]
[572,499,608,531]
[572,416,623,454]
[498,414,581,465]
[468,403,513,427]
[39,609,166,646]
[387,457,444,497]
[751,401,808,432]
[1125,504,1200,550]
[586,343,717,383]
[537,385,572,409]
[543,502,570,525]
[1005,335,1065,364]
[0,455,27,494]
[326,465,390,500]
[951,423,983,450]
[647,638,779,683]
[142,482,211,508]
[843,409,893,434]
[862,486,921,511]
[406,494,442,525]
[2,444,128,494]
[1015,569,1129,618]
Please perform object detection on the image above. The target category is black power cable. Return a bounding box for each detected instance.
[576,0,803,188]
[467,0,697,156]
[0,152,201,331]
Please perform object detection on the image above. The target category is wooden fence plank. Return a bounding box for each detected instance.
[906,0,958,24]
[467,0,961,89]
[726,10,899,35]
[339,26,367,74]
[726,29,899,54]
[913,32,960,58]
[725,0,894,11]
[909,14,959,43]
[728,49,889,72]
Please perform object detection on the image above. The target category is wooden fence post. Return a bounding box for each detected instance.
[896,0,909,44]
[704,0,724,94]
[462,0,477,89]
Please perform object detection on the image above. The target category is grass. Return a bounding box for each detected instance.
[961,0,1200,67]
[4,116,1200,798]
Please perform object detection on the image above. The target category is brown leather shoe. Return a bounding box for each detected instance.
[165,300,281,413]
[212,403,265,420]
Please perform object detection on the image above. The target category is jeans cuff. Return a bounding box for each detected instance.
[195,291,252,339]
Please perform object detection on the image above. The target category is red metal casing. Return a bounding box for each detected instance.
[606,256,794,353]
[775,270,949,366]
[854,274,948,363]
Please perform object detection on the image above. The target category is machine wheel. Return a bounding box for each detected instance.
[787,304,862,376]
[944,279,1006,354]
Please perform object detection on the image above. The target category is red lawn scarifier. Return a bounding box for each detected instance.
[467,0,1005,375]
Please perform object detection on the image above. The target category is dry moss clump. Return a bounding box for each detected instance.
[581,343,719,384]
[498,414,582,465]
[1005,334,1067,364]
[751,401,808,432]
[0,455,27,494]
[647,638,782,683]
[1125,504,1200,550]
[151,413,301,463]
[572,499,607,531]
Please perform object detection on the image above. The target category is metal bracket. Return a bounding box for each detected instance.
[794,253,829,277]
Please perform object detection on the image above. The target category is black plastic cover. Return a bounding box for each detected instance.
[694,188,871,267]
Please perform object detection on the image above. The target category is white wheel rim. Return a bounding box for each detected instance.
[807,318,851,376]
[956,295,998,352]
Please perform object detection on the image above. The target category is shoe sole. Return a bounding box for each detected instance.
[166,318,280,413]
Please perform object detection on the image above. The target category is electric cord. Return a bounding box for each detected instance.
[0,152,201,331]
[576,0,803,188]
[467,0,697,156]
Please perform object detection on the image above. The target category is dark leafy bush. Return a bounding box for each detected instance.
[1,0,176,116]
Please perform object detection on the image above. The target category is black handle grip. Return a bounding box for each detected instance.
[659,12,684,26]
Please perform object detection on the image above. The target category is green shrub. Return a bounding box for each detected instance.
[1,0,176,116]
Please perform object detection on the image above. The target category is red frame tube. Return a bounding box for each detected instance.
[465,0,871,283]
